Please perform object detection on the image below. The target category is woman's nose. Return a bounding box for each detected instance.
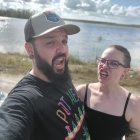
[100,60,108,68]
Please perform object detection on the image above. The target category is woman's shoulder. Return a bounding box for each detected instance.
[129,93,140,109]
[88,82,99,89]
[76,83,98,101]
[76,84,87,101]
[125,93,140,138]
[126,93,140,121]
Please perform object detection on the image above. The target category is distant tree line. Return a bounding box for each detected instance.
[0,9,35,19]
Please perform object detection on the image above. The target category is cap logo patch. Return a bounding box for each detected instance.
[46,13,60,22]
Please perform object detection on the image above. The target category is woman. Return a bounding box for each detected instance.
[77,45,140,140]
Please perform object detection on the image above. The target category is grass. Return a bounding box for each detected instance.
[0,53,31,75]
[0,52,140,89]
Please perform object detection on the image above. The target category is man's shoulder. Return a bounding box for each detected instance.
[8,75,44,101]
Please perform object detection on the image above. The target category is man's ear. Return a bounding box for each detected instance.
[24,42,34,59]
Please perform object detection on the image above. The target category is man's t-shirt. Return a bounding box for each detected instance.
[0,74,89,140]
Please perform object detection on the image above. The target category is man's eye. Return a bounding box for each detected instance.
[63,39,68,44]
[47,41,54,45]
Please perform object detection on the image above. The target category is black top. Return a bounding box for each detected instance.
[0,74,89,140]
[84,84,132,140]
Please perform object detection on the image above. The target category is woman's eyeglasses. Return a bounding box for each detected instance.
[96,57,127,69]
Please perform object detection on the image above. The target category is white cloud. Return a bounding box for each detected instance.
[60,0,140,18]
[0,0,140,24]
[63,0,80,10]
[126,6,140,17]
[110,5,125,16]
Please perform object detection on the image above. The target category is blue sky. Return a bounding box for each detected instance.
[112,0,140,6]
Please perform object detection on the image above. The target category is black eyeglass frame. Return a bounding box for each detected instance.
[96,57,127,69]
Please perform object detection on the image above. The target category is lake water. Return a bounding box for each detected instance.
[0,17,140,68]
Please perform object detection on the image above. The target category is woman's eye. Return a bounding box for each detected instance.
[110,61,118,66]
[101,59,106,63]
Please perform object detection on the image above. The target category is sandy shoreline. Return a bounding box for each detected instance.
[0,73,139,95]
[0,73,24,93]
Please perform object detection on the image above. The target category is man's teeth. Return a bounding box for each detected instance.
[55,58,64,64]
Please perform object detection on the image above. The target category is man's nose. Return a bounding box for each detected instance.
[56,42,67,52]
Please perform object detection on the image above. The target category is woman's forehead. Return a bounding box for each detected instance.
[102,48,124,60]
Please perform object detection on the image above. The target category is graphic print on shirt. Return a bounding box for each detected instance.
[56,87,89,139]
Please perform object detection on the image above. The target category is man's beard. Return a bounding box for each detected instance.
[33,47,71,84]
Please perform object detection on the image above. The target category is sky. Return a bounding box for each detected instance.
[112,0,140,7]
[0,0,140,25]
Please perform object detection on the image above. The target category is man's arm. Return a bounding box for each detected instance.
[0,93,34,140]
[125,95,140,140]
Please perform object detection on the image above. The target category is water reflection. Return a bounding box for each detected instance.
[0,17,140,68]
[0,18,8,32]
